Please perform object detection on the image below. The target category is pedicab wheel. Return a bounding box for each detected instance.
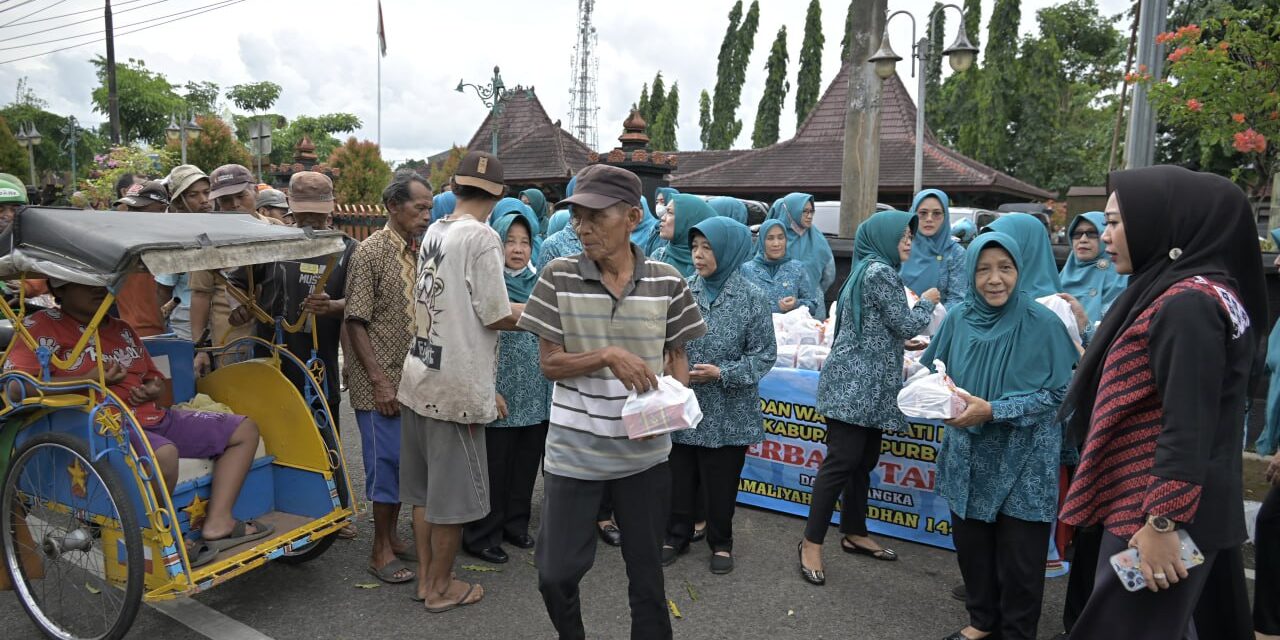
[2,432,144,640]
[274,530,337,565]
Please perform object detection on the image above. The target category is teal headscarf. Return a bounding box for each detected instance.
[985,213,1062,297]
[833,210,915,342]
[488,197,542,265]
[921,233,1078,405]
[431,191,456,223]
[520,188,549,234]
[491,213,538,303]
[708,196,748,223]
[1260,230,1280,456]
[690,217,753,303]
[1059,211,1128,324]
[662,194,717,277]
[751,218,791,276]
[768,192,833,291]
[631,195,660,248]
[900,189,960,294]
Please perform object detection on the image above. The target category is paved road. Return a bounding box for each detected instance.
[2,398,1077,640]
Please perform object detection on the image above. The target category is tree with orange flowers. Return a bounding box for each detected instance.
[1144,7,1279,195]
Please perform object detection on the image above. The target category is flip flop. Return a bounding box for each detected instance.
[424,582,483,614]
[367,559,415,584]
[204,519,275,552]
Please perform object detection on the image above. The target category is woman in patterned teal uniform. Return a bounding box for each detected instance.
[663,217,776,575]
[901,188,967,307]
[799,210,938,585]
[740,218,824,318]
[920,233,1077,640]
[462,211,551,563]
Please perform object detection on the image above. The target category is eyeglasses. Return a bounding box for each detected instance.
[1071,230,1100,240]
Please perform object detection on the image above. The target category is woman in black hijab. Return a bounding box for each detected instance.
[1059,165,1264,639]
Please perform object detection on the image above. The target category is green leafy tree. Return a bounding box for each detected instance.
[698,89,713,150]
[89,56,186,145]
[0,116,29,181]
[795,0,824,127]
[753,26,791,148]
[269,113,362,164]
[1147,8,1280,194]
[329,137,393,204]
[706,0,761,149]
[162,115,252,175]
[651,82,680,151]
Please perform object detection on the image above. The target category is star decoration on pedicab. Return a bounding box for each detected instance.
[184,496,208,531]
[68,458,88,499]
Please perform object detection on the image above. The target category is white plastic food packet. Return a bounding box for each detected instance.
[897,360,969,420]
[620,375,703,440]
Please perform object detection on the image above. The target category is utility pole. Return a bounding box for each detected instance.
[838,0,888,239]
[105,0,120,144]
[1123,0,1167,170]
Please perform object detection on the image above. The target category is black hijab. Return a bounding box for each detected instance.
[1062,165,1267,445]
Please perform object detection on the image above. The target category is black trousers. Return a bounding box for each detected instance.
[537,464,672,640]
[803,419,883,543]
[952,513,1051,640]
[463,423,547,551]
[1070,531,1239,640]
[1255,485,1280,635]
[1062,525,1103,633]
[666,443,748,552]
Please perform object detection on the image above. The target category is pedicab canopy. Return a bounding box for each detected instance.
[0,207,348,289]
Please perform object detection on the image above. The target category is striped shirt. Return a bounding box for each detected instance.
[518,243,706,480]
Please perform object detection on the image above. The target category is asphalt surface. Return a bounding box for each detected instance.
[2,396,1077,640]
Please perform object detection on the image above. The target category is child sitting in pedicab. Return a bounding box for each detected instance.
[4,278,274,566]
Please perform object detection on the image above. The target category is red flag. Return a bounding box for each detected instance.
[377,1,387,57]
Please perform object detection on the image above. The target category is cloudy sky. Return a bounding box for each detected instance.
[0,0,1129,165]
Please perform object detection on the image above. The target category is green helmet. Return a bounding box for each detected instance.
[0,178,26,204]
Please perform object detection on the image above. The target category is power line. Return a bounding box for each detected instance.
[0,0,246,64]
[1,0,147,28]
[0,0,237,50]
[1,0,71,29]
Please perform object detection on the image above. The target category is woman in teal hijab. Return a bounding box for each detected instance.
[1058,211,1127,325]
[431,191,456,223]
[768,192,835,294]
[740,218,822,317]
[708,196,749,224]
[653,194,717,277]
[800,210,939,585]
[488,197,542,266]
[631,196,666,256]
[900,188,966,307]
[664,216,776,573]
[519,188,550,236]
[463,210,551,559]
[920,232,1078,640]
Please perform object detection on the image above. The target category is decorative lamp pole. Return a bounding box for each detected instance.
[15,122,42,187]
[166,109,203,164]
[868,4,977,194]
[457,66,530,156]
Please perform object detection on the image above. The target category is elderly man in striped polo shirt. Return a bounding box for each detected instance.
[519,165,706,640]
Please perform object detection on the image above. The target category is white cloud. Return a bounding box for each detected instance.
[0,0,1131,164]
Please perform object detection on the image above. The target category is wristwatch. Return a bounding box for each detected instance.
[1147,515,1177,533]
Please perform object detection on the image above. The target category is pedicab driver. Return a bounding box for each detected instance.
[5,280,273,566]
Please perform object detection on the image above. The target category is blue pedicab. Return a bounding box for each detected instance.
[0,208,356,640]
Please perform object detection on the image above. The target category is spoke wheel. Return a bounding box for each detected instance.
[2,432,143,640]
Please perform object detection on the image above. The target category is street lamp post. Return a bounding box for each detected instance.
[14,122,42,187]
[165,109,203,165]
[868,4,977,194]
[457,66,534,157]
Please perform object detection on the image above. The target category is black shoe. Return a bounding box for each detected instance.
[504,533,535,549]
[467,546,508,564]
[690,526,706,543]
[661,543,689,567]
[950,582,967,601]
[597,523,622,547]
[709,553,734,575]
[797,542,824,586]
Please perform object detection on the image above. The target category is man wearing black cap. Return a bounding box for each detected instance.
[397,151,523,612]
[518,164,705,639]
